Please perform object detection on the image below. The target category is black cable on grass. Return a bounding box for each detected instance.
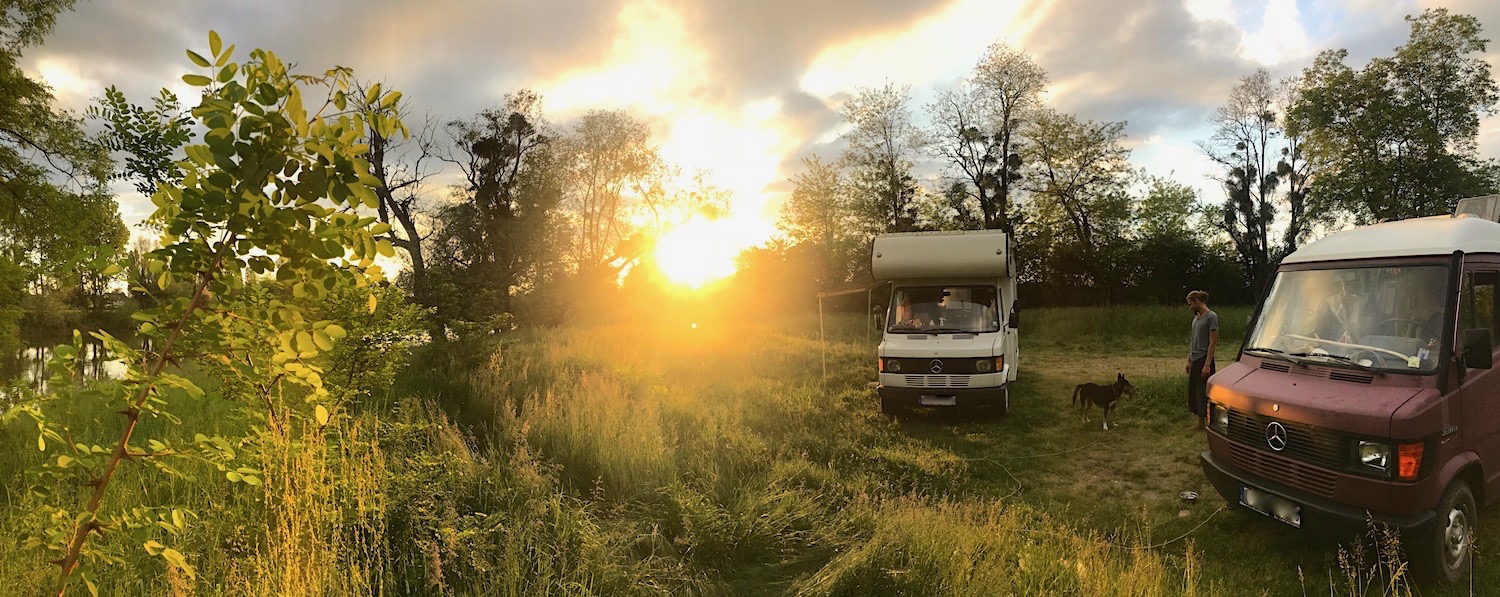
[961,456,1026,502]
[1125,504,1228,551]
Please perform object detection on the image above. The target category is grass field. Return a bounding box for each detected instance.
[1,305,1494,595]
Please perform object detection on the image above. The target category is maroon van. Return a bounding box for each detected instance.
[1201,196,1500,582]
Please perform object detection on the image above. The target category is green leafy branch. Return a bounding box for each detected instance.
[22,30,407,595]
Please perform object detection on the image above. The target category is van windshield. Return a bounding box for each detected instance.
[1246,265,1449,373]
[888,285,1000,334]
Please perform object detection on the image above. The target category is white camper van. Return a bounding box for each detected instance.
[873,230,1019,415]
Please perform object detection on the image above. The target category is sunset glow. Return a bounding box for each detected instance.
[654,218,743,289]
[534,0,794,274]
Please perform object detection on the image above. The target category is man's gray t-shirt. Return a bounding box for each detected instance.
[1190,310,1219,361]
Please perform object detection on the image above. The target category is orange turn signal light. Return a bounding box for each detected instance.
[1397,442,1424,480]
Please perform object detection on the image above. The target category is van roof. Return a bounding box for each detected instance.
[878,229,1008,239]
[871,229,1010,281]
[1283,215,1500,265]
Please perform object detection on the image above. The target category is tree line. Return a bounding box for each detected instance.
[2,6,1497,362]
[769,8,1498,308]
[3,49,728,357]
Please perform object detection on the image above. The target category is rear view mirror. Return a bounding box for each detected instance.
[1008,305,1021,329]
[1463,328,1493,370]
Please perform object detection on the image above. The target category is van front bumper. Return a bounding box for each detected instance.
[1200,450,1436,541]
[877,384,1007,408]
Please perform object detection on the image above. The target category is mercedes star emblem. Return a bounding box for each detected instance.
[930,359,943,374]
[1265,422,1288,452]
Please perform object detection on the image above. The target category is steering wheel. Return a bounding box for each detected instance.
[1374,318,1440,341]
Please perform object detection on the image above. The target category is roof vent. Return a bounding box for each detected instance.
[1454,195,1500,222]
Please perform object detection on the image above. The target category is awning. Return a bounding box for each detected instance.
[816,280,888,299]
[817,280,888,378]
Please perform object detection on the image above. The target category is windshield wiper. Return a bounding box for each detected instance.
[1288,352,1385,376]
[888,327,971,335]
[1245,346,1304,366]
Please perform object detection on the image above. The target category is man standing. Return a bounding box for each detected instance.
[1187,290,1218,431]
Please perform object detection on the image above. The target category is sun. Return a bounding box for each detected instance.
[655,218,742,289]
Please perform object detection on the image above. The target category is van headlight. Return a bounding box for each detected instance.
[1358,441,1391,471]
[1210,403,1229,434]
[976,358,992,372]
[887,359,901,372]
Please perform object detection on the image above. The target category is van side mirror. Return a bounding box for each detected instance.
[1008,305,1020,329]
[1463,328,1493,370]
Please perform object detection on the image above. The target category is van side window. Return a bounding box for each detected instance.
[1460,271,1498,339]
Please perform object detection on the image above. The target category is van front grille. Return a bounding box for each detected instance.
[903,375,971,388]
[1228,442,1339,498]
[1227,410,1344,469]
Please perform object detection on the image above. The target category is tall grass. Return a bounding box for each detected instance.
[794,499,1208,597]
[3,305,1411,595]
[403,317,1223,595]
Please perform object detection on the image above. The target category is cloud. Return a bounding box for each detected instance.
[28,0,630,118]
[1010,0,1253,143]
[1004,0,1497,175]
[1483,119,1500,159]
[674,0,955,102]
[771,91,844,171]
[20,0,1500,249]
[1238,0,1313,66]
[794,0,1027,101]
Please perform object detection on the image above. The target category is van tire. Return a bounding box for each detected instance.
[880,395,902,416]
[996,388,1009,417]
[1418,479,1476,583]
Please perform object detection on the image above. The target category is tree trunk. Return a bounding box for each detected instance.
[996,127,1014,234]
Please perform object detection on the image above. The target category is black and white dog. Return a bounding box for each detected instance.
[1072,373,1136,431]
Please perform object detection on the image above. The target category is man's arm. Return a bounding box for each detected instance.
[1203,327,1219,375]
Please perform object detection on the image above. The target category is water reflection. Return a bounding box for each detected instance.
[1,341,127,405]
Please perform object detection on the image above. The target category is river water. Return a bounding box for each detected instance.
[1,342,126,407]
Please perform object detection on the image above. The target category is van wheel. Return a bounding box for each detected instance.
[1419,479,1476,583]
[997,388,1010,417]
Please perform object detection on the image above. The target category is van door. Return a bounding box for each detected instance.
[1457,268,1500,494]
[1003,279,1019,381]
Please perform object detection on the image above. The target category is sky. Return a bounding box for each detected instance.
[21,0,1500,257]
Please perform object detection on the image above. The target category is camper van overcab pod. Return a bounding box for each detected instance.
[871,230,1019,415]
[1201,195,1500,582]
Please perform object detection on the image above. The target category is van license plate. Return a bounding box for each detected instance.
[919,395,957,406]
[1240,486,1302,528]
